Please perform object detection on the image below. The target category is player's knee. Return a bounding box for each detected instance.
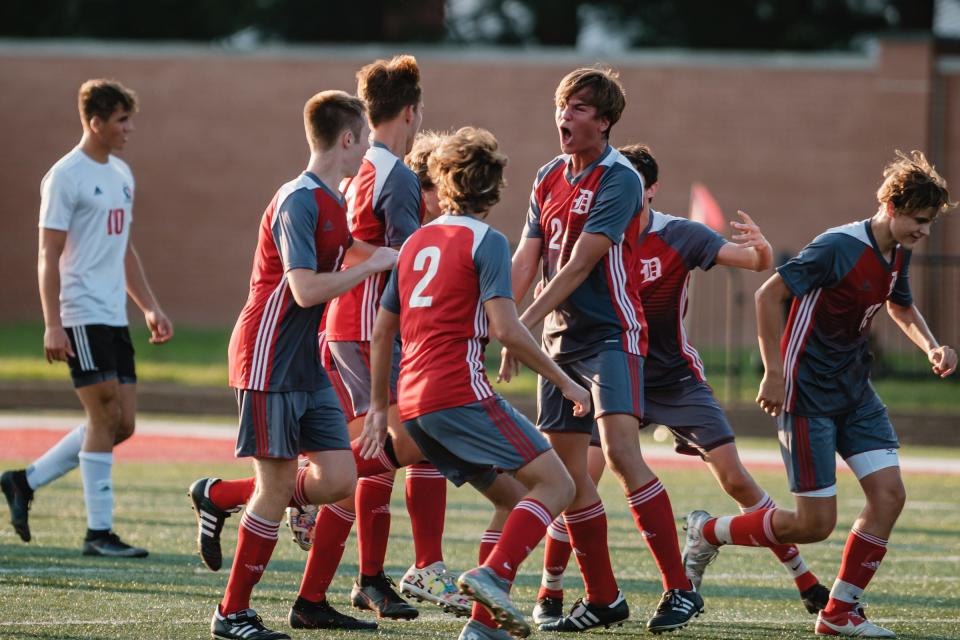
[868,481,906,519]
[552,471,576,513]
[326,471,357,503]
[799,510,836,542]
[114,415,136,444]
[717,471,755,504]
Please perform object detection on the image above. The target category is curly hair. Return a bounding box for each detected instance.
[877,150,956,216]
[356,54,421,127]
[427,127,507,217]
[405,130,447,190]
[78,79,138,123]
[555,66,626,139]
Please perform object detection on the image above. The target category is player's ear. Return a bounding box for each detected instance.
[884,200,896,218]
[646,182,660,199]
[341,128,354,150]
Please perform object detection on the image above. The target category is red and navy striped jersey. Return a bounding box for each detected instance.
[228,172,351,392]
[777,219,913,416]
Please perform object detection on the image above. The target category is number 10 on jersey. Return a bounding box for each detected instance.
[106,208,125,235]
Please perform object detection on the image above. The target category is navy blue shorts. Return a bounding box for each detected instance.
[403,394,551,490]
[65,325,136,388]
[235,386,351,459]
[327,339,401,418]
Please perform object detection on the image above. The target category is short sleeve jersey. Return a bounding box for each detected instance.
[523,146,648,363]
[380,214,512,421]
[639,211,727,388]
[777,219,912,416]
[39,147,135,327]
[228,172,352,392]
[325,142,423,342]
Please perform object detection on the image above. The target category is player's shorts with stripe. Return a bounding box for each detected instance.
[235,386,350,459]
[64,324,136,388]
[777,390,899,496]
[322,343,356,423]
[327,339,401,418]
[538,349,644,436]
[403,394,551,491]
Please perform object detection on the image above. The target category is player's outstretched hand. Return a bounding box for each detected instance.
[729,211,768,247]
[561,379,592,417]
[756,372,784,417]
[358,409,388,460]
[366,246,399,273]
[497,347,520,383]
[928,345,957,378]
[43,326,74,363]
[146,308,174,344]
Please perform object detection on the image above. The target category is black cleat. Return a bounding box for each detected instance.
[82,531,148,558]
[532,596,564,626]
[189,477,233,571]
[351,572,419,620]
[801,582,831,614]
[1,469,33,542]
[212,607,290,640]
[538,591,629,632]
[289,596,378,630]
[646,588,704,634]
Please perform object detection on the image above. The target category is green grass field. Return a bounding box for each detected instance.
[1,454,958,639]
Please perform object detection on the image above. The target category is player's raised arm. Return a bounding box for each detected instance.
[715,210,774,272]
[886,302,957,377]
[754,273,792,416]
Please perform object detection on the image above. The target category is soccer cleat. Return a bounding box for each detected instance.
[188,477,234,571]
[351,572,419,620]
[646,588,704,634]
[815,609,896,637]
[532,596,564,626]
[801,582,832,614]
[458,618,515,640]
[400,561,472,617]
[682,509,720,591]
[211,607,291,640]
[286,504,318,551]
[457,566,530,638]
[538,591,629,632]
[82,532,148,558]
[288,596,378,630]
[1,469,33,542]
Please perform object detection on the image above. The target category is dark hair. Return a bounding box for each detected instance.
[877,150,955,217]
[356,55,421,127]
[618,143,658,187]
[78,79,137,123]
[555,67,626,139]
[303,90,366,151]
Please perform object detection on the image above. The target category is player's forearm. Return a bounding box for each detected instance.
[519,259,591,330]
[494,318,570,391]
[37,252,62,328]
[510,238,541,302]
[125,246,162,314]
[755,283,786,376]
[288,262,378,308]
[368,311,399,413]
[887,302,939,353]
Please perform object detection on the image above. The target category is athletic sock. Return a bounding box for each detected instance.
[563,501,619,606]
[704,507,780,547]
[823,528,888,615]
[298,504,356,602]
[472,530,501,628]
[740,493,818,591]
[484,499,553,583]
[405,463,447,568]
[356,473,394,576]
[209,477,256,511]
[26,424,85,490]
[221,511,280,615]
[291,465,309,509]
[352,436,398,478]
[538,515,572,600]
[626,479,690,591]
[78,451,113,531]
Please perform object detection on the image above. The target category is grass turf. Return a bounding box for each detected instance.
[1,455,958,639]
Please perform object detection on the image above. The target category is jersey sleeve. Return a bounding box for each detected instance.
[523,183,544,239]
[889,249,913,307]
[273,189,319,272]
[474,230,514,302]
[776,234,845,298]
[664,219,727,271]
[38,168,77,231]
[380,267,401,314]
[377,166,422,247]
[583,165,643,244]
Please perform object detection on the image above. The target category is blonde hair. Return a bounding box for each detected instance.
[555,66,626,139]
[427,127,507,217]
[303,90,366,151]
[405,130,447,190]
[356,54,421,126]
[877,150,955,216]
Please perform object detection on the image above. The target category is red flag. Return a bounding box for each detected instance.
[689,183,726,233]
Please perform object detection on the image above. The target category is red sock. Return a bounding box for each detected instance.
[220,511,279,614]
[209,477,256,511]
[626,479,689,591]
[704,508,780,548]
[741,493,819,592]
[290,465,309,509]
[405,463,447,568]
[823,528,887,615]
[538,515,572,600]
[298,504,356,602]
[473,530,501,628]
[352,438,397,478]
[484,499,552,582]
[563,501,619,606]
[356,473,394,576]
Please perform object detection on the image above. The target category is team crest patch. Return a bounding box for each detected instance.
[123,184,133,201]
[571,188,594,215]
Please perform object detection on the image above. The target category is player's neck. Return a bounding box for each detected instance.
[78,133,111,164]
[568,142,606,177]
[371,124,409,159]
[870,209,897,256]
[305,152,345,195]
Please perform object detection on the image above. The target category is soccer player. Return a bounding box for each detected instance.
[500,67,704,633]
[359,125,588,640]
[208,90,397,640]
[683,150,956,638]
[531,144,830,626]
[1,79,172,557]
[405,129,446,222]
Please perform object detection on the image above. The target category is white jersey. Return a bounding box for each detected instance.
[39,147,135,327]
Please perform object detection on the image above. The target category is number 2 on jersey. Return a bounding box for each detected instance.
[409,246,441,308]
[548,218,563,250]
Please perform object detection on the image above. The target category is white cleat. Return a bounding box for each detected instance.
[682,510,720,591]
[816,609,896,638]
[400,561,472,617]
[285,504,318,551]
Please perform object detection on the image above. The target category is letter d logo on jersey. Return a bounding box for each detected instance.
[571,188,594,215]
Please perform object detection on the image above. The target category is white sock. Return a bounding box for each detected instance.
[79,451,113,531]
[26,424,86,490]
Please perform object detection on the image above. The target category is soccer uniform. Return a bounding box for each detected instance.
[324,142,421,417]
[776,219,909,495]
[525,146,647,433]
[228,171,353,459]
[39,147,137,388]
[380,214,551,490]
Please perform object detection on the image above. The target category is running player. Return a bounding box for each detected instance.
[359,125,588,640]
[531,144,830,626]
[500,67,703,633]
[208,90,397,640]
[683,150,956,638]
[1,79,172,557]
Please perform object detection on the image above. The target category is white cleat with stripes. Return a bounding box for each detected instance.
[211,607,290,640]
